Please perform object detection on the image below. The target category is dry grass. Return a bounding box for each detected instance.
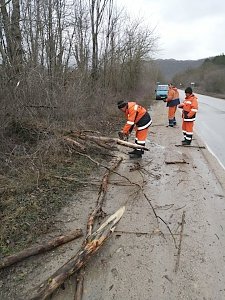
[0,115,118,256]
[0,71,154,256]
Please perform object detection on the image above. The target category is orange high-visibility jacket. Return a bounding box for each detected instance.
[179,94,198,121]
[166,87,180,107]
[122,102,151,134]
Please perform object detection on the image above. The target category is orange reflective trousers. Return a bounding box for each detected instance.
[168,106,177,120]
[182,121,194,142]
[134,127,149,149]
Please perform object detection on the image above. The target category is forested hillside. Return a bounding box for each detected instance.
[172,54,225,96]
[154,58,204,81]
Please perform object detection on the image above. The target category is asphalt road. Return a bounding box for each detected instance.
[179,90,225,169]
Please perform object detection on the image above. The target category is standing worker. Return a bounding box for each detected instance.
[164,83,180,127]
[178,87,198,145]
[117,100,152,158]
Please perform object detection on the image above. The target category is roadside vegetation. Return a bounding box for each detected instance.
[0,0,158,255]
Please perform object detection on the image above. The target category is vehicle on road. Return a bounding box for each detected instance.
[155,84,168,100]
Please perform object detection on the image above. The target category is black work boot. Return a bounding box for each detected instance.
[168,119,174,127]
[129,149,142,159]
[182,140,191,146]
[128,149,140,155]
[173,117,177,126]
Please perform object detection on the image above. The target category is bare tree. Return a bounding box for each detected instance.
[89,0,109,80]
[73,0,90,72]
[0,0,23,72]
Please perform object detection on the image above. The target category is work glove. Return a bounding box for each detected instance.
[187,113,194,118]
[118,131,128,141]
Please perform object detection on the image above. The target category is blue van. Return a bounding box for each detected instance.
[155,84,168,100]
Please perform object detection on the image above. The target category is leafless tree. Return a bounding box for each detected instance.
[0,0,23,72]
[0,0,158,122]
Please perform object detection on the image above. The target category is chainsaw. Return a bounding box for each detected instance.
[118,131,128,141]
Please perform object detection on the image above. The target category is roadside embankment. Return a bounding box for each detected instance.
[1,99,225,300]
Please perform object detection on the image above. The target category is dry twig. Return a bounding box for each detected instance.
[74,272,84,300]
[63,137,86,152]
[143,193,177,249]
[174,211,186,273]
[175,144,205,149]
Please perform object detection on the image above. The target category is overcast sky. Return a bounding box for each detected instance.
[116,0,225,61]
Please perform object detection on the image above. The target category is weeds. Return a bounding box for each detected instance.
[0,88,153,256]
[0,118,114,256]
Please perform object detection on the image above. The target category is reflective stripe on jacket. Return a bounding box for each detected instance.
[122,102,151,134]
[180,94,198,121]
[166,87,180,107]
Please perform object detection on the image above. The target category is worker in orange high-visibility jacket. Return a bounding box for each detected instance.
[164,83,180,127]
[178,87,198,145]
[117,100,152,158]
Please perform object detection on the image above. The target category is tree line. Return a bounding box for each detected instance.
[0,0,158,130]
[172,54,225,95]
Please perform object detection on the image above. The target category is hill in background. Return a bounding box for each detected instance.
[172,54,225,96]
[154,58,204,81]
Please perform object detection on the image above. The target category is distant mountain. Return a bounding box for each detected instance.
[154,58,204,81]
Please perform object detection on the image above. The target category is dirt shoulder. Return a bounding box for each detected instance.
[1,100,225,300]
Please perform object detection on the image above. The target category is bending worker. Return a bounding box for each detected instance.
[117,100,152,158]
[178,87,198,145]
[165,83,180,127]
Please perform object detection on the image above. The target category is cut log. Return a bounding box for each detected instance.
[117,139,149,150]
[0,229,83,270]
[30,206,125,300]
[69,132,149,151]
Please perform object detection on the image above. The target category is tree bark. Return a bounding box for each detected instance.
[0,229,83,270]
[86,157,122,237]
[69,132,149,151]
[30,206,125,300]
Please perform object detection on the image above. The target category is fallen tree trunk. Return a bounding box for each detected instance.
[117,139,149,150]
[75,157,122,300]
[30,206,125,300]
[87,157,123,237]
[68,132,149,151]
[0,229,83,270]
